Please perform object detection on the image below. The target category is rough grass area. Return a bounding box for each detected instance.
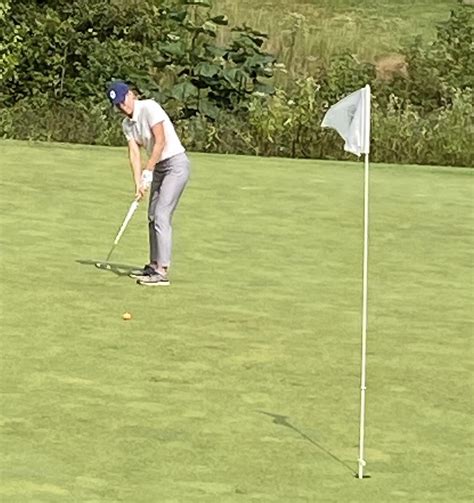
[214,0,458,74]
[0,140,473,502]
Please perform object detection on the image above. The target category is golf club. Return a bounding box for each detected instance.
[95,197,140,269]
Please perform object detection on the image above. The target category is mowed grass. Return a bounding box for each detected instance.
[213,0,457,74]
[0,140,473,502]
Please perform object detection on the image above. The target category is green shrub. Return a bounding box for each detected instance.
[0,0,275,120]
[0,98,123,145]
[173,83,473,167]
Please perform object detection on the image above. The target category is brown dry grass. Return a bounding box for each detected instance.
[375,54,408,81]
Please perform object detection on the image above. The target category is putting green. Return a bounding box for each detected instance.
[0,140,472,502]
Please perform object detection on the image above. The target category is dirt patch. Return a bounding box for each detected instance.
[375,53,408,81]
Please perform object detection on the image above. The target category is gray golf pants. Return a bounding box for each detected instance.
[148,153,190,268]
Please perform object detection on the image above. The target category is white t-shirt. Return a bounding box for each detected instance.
[122,99,185,162]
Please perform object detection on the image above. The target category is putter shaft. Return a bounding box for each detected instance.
[104,198,140,262]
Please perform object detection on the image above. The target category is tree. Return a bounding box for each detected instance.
[0,0,276,120]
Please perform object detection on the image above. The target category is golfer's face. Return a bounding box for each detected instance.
[117,91,134,117]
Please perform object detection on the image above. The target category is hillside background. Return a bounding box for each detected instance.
[214,0,458,77]
[0,0,472,166]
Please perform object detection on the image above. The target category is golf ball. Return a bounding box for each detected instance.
[122,312,132,320]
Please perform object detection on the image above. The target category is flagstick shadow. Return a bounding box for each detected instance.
[257,410,357,476]
[76,259,139,277]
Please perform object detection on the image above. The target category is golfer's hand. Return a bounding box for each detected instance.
[136,170,153,199]
[135,185,146,200]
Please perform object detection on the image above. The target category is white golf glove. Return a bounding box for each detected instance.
[140,169,153,190]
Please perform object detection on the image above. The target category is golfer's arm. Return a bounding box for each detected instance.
[128,139,142,187]
[145,122,165,171]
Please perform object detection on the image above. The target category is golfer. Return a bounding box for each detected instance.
[107,80,190,286]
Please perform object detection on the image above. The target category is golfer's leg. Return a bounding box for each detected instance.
[154,156,190,268]
[148,171,166,264]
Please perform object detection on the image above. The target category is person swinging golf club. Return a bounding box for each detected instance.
[107,80,190,286]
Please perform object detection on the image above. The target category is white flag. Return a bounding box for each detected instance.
[321,85,371,156]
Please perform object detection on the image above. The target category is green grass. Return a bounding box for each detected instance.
[1,140,473,502]
[213,0,458,75]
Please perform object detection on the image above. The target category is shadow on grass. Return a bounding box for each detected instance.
[258,410,357,476]
[76,259,140,277]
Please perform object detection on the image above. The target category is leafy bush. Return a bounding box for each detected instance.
[0,0,276,119]
[174,84,473,167]
[371,90,473,166]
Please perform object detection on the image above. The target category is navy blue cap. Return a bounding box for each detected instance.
[107,81,129,105]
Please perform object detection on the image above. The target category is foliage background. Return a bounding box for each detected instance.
[0,0,472,166]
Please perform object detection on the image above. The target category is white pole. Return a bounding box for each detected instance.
[358,85,371,479]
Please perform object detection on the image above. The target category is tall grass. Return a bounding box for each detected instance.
[213,0,457,77]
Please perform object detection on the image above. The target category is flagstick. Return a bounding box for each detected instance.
[358,84,371,480]
[358,152,369,479]
[320,84,372,478]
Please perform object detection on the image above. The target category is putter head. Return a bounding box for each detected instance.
[95,262,111,270]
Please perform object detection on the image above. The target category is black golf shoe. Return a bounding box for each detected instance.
[128,264,156,279]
